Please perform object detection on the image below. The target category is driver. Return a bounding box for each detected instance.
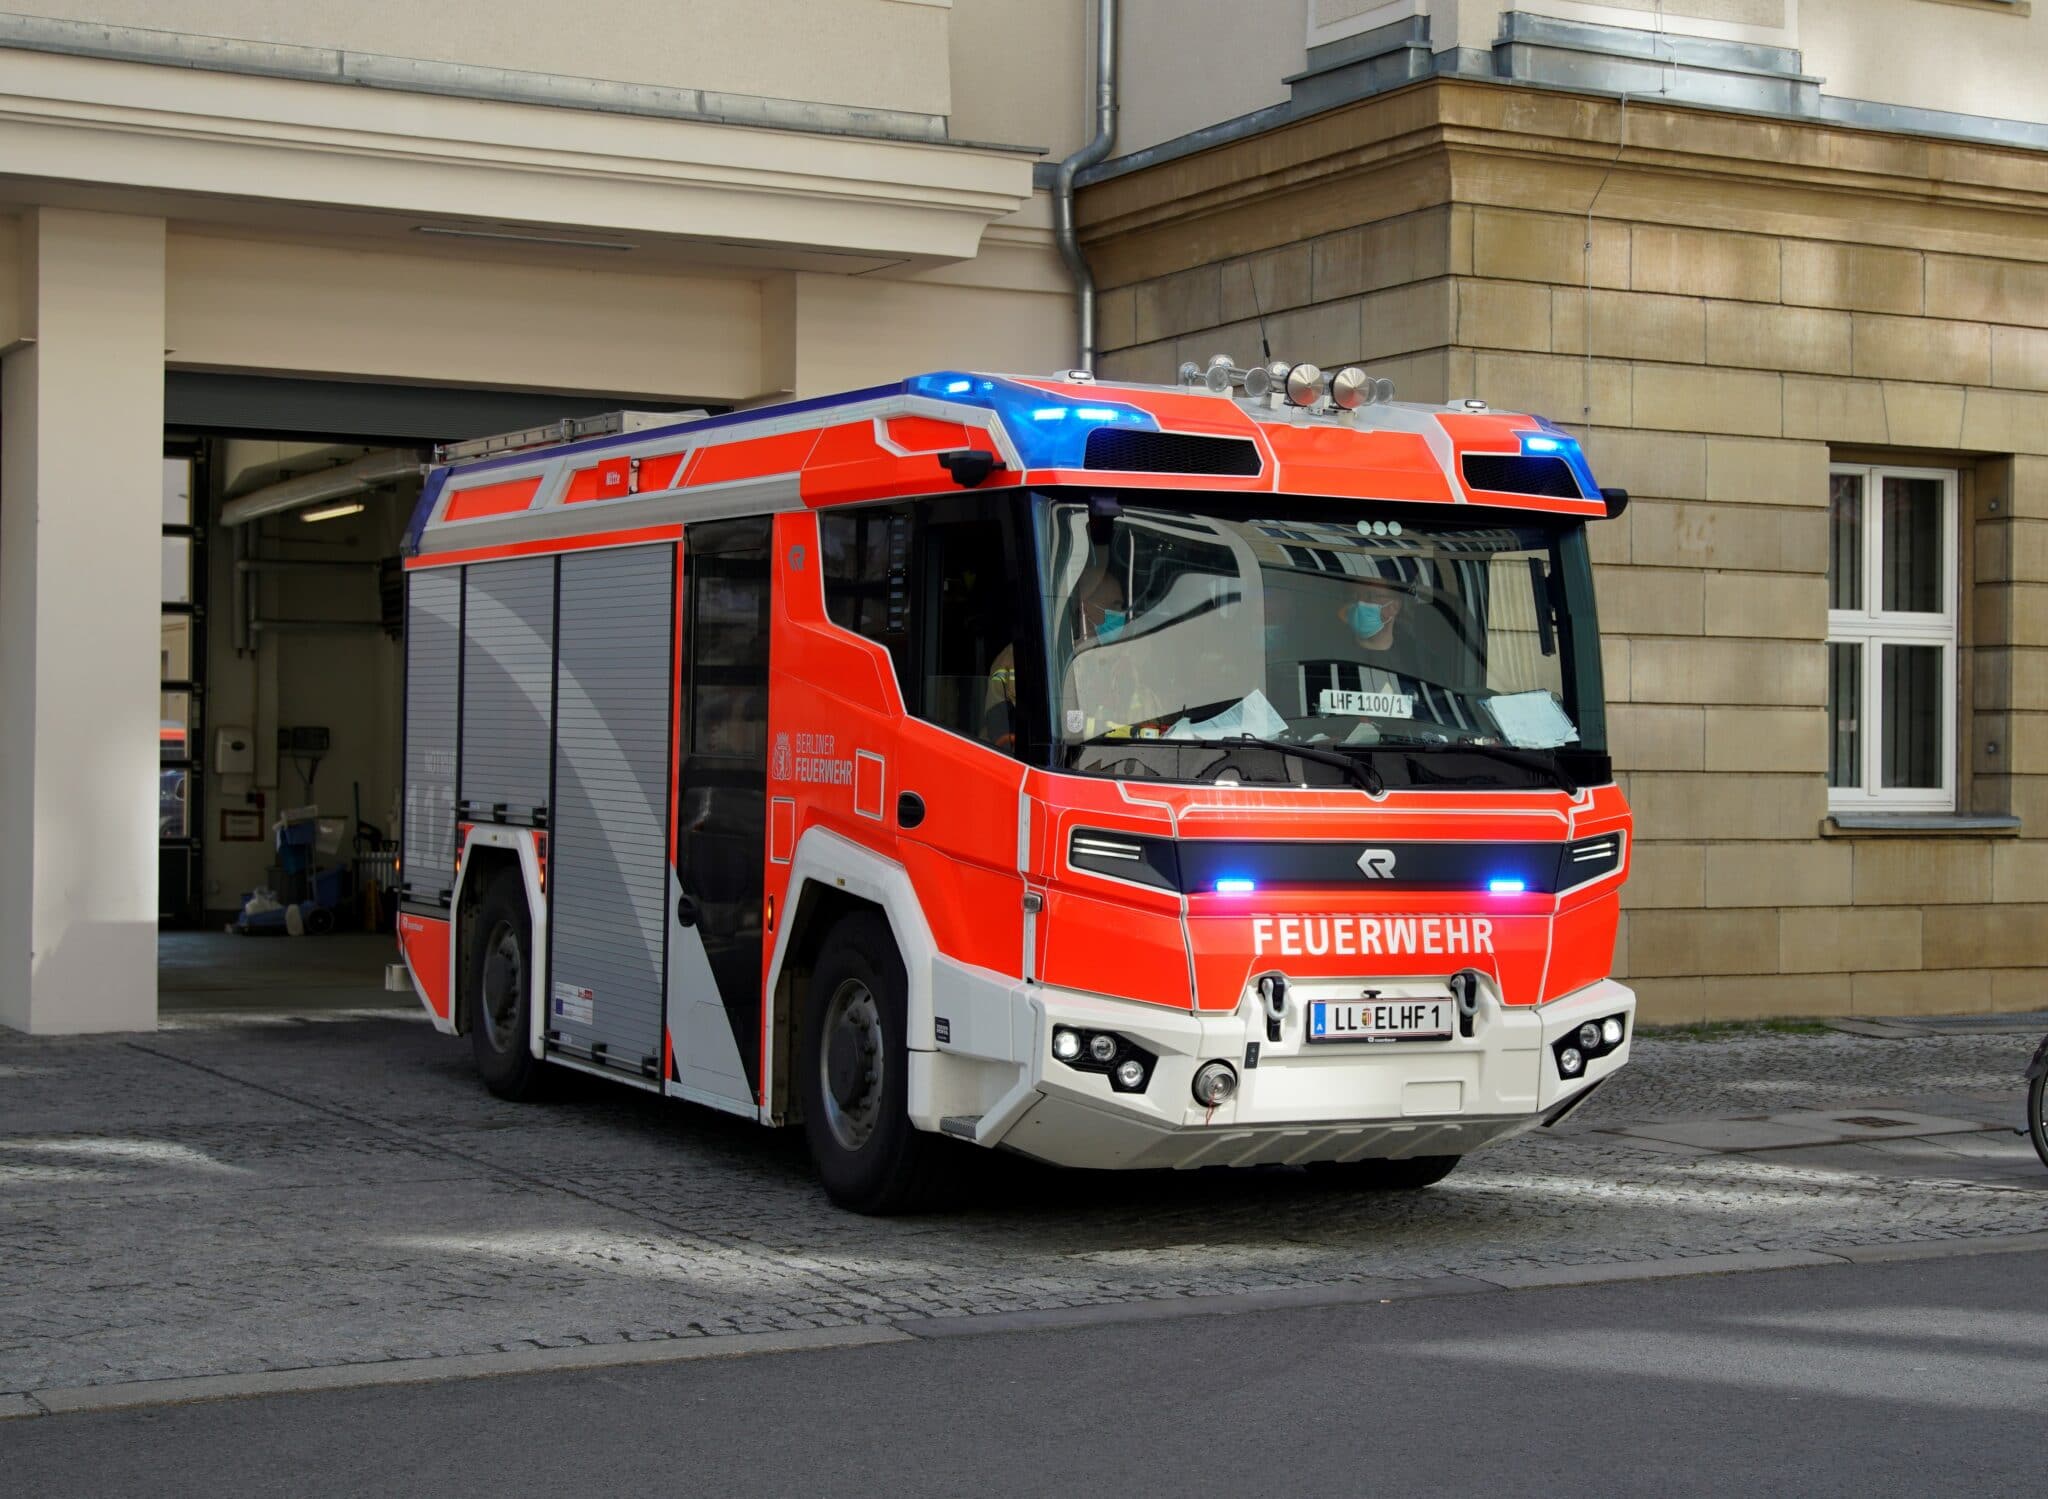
[1314,575,1436,737]
[1340,575,1412,654]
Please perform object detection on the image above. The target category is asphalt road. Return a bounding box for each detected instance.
[8,1248,2044,1499]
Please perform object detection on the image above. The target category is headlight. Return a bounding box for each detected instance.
[1051,1028,1156,1095]
[1553,1012,1628,1078]
[1068,828,1181,890]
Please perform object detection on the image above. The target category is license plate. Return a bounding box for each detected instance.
[1309,997,1453,1044]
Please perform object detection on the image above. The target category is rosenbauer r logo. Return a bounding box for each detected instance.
[1357,848,1397,878]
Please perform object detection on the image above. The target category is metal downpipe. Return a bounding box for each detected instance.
[1053,0,1119,372]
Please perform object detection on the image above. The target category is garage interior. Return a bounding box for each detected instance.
[158,374,701,1011]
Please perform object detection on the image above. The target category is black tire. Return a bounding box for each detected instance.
[2029,1071,2048,1172]
[1307,1154,1461,1191]
[467,866,548,1101]
[799,912,953,1214]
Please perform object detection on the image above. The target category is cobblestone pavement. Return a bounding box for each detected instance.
[3,1007,2044,1395]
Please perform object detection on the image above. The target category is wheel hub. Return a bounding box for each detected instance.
[479,923,522,1051]
[818,978,883,1151]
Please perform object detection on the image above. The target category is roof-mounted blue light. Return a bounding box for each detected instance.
[907,371,1158,469]
[1524,422,1601,501]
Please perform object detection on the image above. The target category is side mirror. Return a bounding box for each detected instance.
[938,449,1002,488]
[1600,487,1629,519]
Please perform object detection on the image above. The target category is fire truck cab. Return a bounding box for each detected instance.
[396,360,1635,1212]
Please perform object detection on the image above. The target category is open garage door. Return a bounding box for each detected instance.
[157,374,709,1010]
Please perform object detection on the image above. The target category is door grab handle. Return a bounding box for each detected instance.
[675,893,700,927]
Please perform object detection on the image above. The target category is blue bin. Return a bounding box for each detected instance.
[276,820,317,876]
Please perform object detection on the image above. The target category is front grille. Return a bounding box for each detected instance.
[1462,453,1584,499]
[1084,428,1262,476]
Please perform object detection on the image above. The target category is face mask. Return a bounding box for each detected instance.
[1348,601,1386,638]
[1095,609,1128,643]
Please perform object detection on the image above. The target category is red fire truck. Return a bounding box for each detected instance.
[395,359,1635,1212]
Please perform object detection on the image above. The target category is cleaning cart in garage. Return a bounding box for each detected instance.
[231,808,351,935]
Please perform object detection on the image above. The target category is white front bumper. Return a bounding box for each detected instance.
[919,974,1633,1171]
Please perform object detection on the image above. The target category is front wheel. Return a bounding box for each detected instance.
[1307,1154,1461,1191]
[467,866,548,1101]
[799,913,953,1214]
[2029,1071,2047,1172]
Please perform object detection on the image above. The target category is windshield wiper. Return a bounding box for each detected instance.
[1400,741,1577,794]
[1211,735,1384,795]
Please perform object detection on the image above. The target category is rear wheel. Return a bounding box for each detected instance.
[1307,1154,1461,1191]
[467,866,547,1100]
[799,912,952,1214]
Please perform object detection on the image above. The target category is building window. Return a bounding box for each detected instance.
[1826,464,1958,811]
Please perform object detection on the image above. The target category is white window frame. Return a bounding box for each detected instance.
[1826,463,1959,813]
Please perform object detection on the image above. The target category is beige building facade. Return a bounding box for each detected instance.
[1082,0,2048,1023]
[0,1,1088,1034]
[2,0,2044,1034]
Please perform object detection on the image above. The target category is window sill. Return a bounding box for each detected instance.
[1821,812,2022,838]
[1915,0,2028,15]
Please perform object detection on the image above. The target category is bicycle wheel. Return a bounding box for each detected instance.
[2029,1070,2048,1172]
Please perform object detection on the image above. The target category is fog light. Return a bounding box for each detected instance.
[1192,1060,1239,1107]
[1114,1057,1147,1090]
[1602,1017,1624,1046]
[1559,1046,1583,1076]
[1053,1028,1082,1062]
[1088,1033,1118,1064]
[1578,1022,1602,1050]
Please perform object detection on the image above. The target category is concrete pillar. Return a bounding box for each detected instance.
[0,209,167,1034]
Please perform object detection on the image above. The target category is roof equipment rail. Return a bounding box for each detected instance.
[435,409,711,467]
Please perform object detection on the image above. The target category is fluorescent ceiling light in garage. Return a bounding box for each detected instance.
[299,500,367,523]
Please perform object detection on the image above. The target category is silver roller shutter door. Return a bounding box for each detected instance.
[546,547,674,1070]
[401,568,461,904]
[460,558,555,820]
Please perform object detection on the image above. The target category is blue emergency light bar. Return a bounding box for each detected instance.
[906,371,1157,469]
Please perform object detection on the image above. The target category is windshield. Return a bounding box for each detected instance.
[1030,496,1607,788]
